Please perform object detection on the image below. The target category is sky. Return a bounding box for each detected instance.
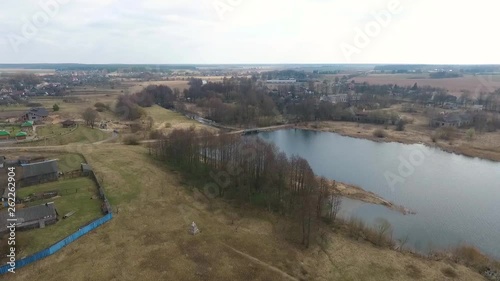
[0,0,499,64]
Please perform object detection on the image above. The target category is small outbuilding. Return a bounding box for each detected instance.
[61,120,76,128]
[81,163,92,176]
[0,131,10,140]
[0,202,58,233]
[21,121,34,130]
[16,131,28,140]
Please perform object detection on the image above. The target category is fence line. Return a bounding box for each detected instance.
[0,154,113,275]
[0,213,112,275]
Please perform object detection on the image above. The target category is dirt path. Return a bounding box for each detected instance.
[221,243,300,281]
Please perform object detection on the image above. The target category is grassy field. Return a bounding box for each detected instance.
[13,177,103,256]
[352,74,500,96]
[53,153,86,173]
[143,105,214,133]
[21,125,109,146]
[0,144,486,281]
[37,124,76,137]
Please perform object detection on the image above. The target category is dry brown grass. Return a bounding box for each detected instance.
[0,144,487,281]
[353,74,500,97]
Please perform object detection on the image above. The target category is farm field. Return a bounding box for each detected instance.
[123,80,191,94]
[352,74,500,96]
[13,177,102,257]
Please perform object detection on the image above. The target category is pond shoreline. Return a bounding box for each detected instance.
[294,123,500,163]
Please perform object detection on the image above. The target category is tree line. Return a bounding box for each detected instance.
[115,85,177,120]
[151,129,342,247]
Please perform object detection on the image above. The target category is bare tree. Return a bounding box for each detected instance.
[328,192,342,224]
[82,107,98,128]
[397,234,410,252]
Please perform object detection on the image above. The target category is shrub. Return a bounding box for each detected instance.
[373,129,388,138]
[344,217,394,247]
[123,135,140,145]
[452,245,492,272]
[149,130,163,140]
[52,104,59,112]
[436,127,458,141]
[466,128,476,141]
[441,267,458,278]
[431,133,438,143]
[94,102,109,110]
[396,120,406,131]
[130,123,142,133]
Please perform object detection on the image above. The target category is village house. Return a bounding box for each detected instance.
[266,79,297,84]
[18,159,59,187]
[22,107,49,122]
[0,203,58,234]
[321,93,362,104]
[430,113,473,128]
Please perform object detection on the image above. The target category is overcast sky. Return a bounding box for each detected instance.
[0,0,498,64]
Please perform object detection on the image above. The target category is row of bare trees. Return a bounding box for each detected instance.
[151,129,341,247]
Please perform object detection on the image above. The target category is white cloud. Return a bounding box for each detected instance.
[0,0,499,64]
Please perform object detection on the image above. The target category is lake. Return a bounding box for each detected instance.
[258,129,500,258]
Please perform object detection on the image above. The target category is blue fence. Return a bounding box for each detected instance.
[0,213,112,275]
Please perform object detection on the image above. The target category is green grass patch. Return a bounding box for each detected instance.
[16,177,103,256]
[18,177,94,198]
[53,153,86,173]
[21,125,109,146]
[37,124,74,137]
[144,105,197,125]
[106,159,142,205]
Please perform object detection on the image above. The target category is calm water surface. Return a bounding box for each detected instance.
[258,129,500,258]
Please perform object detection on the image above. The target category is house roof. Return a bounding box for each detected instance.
[0,131,10,136]
[26,107,49,117]
[0,203,57,232]
[61,120,75,125]
[16,132,28,137]
[20,159,59,179]
[21,121,34,127]
[81,163,92,172]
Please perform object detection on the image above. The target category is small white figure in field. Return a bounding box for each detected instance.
[190,221,200,235]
